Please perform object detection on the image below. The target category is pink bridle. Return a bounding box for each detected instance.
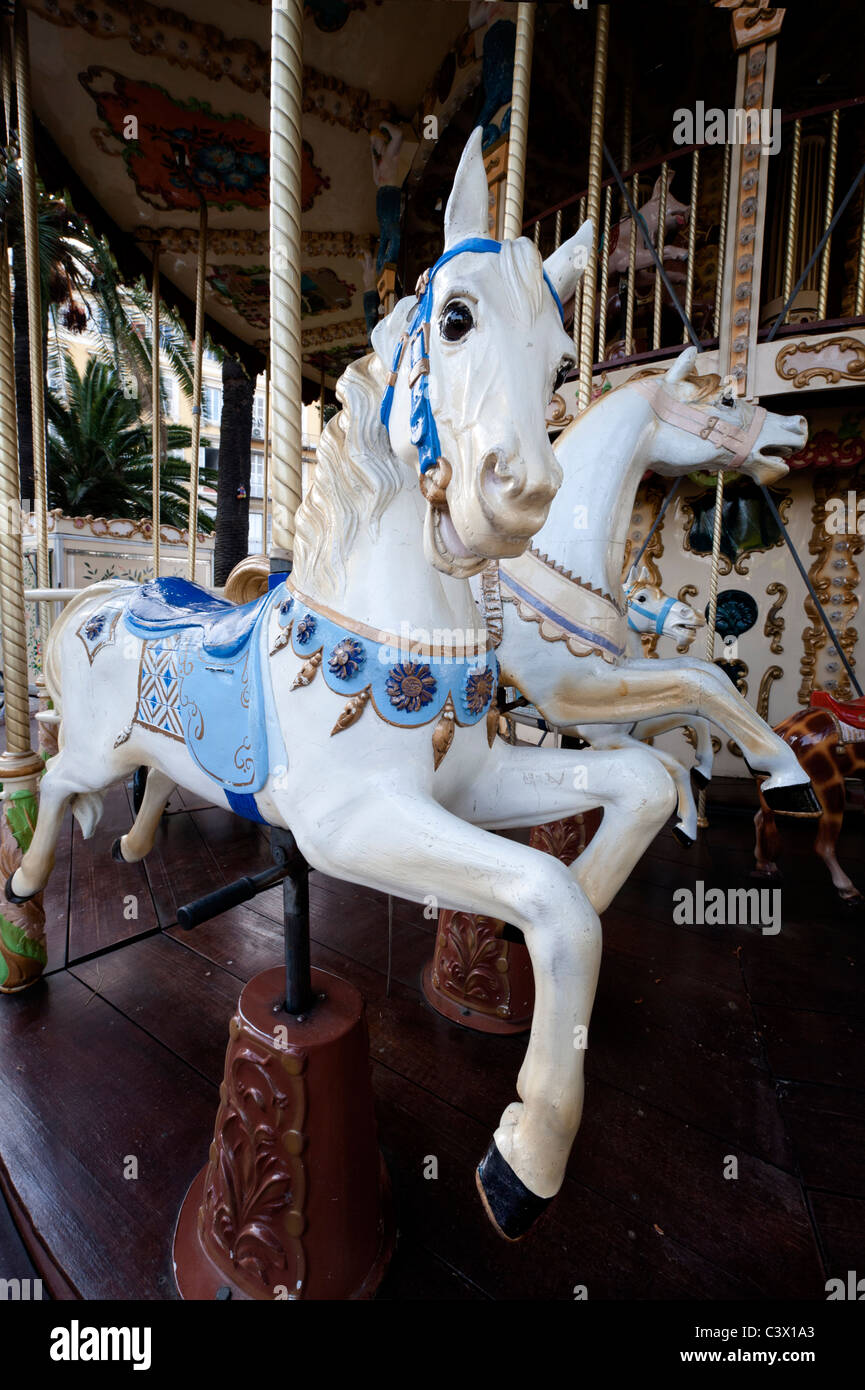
[628,376,767,472]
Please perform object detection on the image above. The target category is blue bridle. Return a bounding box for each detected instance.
[627,593,679,635]
[379,236,565,477]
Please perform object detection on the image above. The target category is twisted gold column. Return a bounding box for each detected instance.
[554,208,562,250]
[697,468,727,828]
[652,161,668,350]
[625,171,638,354]
[573,195,586,371]
[578,3,609,412]
[683,149,699,342]
[817,108,839,321]
[714,143,730,339]
[269,0,304,561]
[780,118,802,313]
[856,188,865,319]
[597,183,612,363]
[151,253,161,580]
[502,2,535,241]
[185,201,207,581]
[14,3,49,627]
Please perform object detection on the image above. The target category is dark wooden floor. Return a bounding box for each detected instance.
[0,772,863,1301]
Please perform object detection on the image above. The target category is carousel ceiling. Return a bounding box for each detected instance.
[24,0,471,389]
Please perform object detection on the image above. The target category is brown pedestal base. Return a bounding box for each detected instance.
[421,812,602,1034]
[173,966,394,1301]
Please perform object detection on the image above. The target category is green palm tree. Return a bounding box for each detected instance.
[46,356,216,532]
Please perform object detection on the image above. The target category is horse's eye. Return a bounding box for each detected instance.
[554,358,575,393]
[637,595,647,602]
[440,301,474,342]
[721,395,735,408]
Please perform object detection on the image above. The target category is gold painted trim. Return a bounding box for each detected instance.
[284,577,492,658]
[775,335,865,389]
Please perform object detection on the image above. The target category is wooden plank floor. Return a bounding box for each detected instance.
[1,776,863,1300]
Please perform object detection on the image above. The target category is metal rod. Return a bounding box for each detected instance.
[282,856,311,1015]
[652,161,668,351]
[578,3,609,414]
[759,484,862,696]
[554,208,562,250]
[0,229,33,756]
[185,199,207,581]
[630,476,682,574]
[767,151,865,342]
[817,108,840,320]
[856,177,865,317]
[502,2,535,241]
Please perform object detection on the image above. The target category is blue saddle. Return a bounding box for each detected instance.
[125,576,268,660]
[123,578,283,815]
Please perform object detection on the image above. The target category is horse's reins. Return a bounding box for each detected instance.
[379,236,565,504]
[628,376,767,472]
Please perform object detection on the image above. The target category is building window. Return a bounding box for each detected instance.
[247,512,262,552]
[250,450,265,498]
[252,395,265,437]
[202,385,222,423]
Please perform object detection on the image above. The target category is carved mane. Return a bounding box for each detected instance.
[292,352,405,598]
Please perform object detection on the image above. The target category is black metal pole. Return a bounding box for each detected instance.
[280,839,312,1015]
[630,476,683,574]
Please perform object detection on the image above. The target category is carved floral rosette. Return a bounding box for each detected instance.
[198,1014,308,1300]
[0,783,46,992]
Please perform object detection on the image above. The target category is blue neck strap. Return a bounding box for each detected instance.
[379,236,565,475]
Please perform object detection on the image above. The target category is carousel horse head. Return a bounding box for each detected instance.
[624,565,705,645]
[629,347,808,486]
[374,126,592,579]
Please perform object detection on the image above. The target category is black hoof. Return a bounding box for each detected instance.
[500,921,526,945]
[111,837,127,864]
[5,874,35,905]
[762,782,822,817]
[691,767,710,790]
[672,825,696,848]
[475,1140,552,1242]
[839,891,864,911]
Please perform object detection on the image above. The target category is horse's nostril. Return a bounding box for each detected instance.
[482,450,521,494]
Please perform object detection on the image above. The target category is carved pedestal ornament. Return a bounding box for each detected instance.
[174,967,393,1300]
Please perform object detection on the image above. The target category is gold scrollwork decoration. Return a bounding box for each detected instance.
[757,664,784,723]
[763,581,787,654]
[775,335,865,389]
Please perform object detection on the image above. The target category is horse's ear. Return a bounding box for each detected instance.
[664,345,698,383]
[623,565,637,593]
[371,294,415,372]
[444,127,490,249]
[543,219,594,306]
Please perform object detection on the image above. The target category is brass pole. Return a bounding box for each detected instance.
[683,149,700,342]
[856,183,865,318]
[597,183,612,363]
[502,3,535,240]
[533,220,541,249]
[269,0,305,560]
[652,161,668,350]
[185,199,207,582]
[554,208,562,250]
[151,253,161,580]
[621,83,632,218]
[0,232,45,992]
[625,170,638,353]
[780,118,802,314]
[578,3,609,413]
[573,195,586,380]
[817,108,839,321]
[13,3,49,631]
[713,143,731,339]
[1,18,11,142]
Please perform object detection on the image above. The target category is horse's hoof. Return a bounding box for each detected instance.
[839,890,864,910]
[475,1140,552,1242]
[672,825,696,848]
[500,921,526,945]
[5,874,35,905]
[762,781,822,817]
[111,837,127,864]
[750,865,782,883]
[691,767,710,790]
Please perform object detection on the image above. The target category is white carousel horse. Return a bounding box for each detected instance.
[477,348,819,817]
[571,570,710,845]
[7,130,679,1241]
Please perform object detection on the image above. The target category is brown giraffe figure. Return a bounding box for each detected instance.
[753,690,864,906]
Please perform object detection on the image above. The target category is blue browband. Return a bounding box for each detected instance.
[379,236,565,475]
